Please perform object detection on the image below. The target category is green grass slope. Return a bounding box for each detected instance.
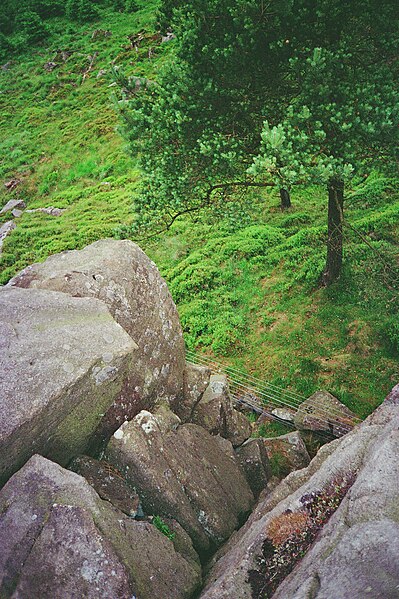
[0,2,398,419]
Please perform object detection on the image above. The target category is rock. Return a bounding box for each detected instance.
[43,61,58,71]
[161,518,201,571]
[8,239,185,416]
[235,392,262,415]
[0,199,26,215]
[162,31,176,43]
[199,385,399,599]
[271,407,295,422]
[262,431,311,478]
[105,407,254,554]
[4,179,20,191]
[294,390,358,436]
[11,209,23,218]
[0,286,138,485]
[92,29,112,39]
[235,438,271,498]
[0,221,15,253]
[25,206,64,216]
[178,362,211,422]
[192,374,252,447]
[68,455,142,517]
[0,455,201,599]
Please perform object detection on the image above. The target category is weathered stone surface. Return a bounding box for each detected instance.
[105,407,254,554]
[200,385,399,599]
[0,286,138,484]
[262,431,311,479]
[271,407,295,422]
[0,221,15,253]
[235,438,271,498]
[68,455,142,517]
[11,209,23,218]
[192,374,252,447]
[0,199,25,214]
[25,206,64,216]
[178,362,211,422]
[0,455,201,599]
[294,390,358,436]
[8,239,185,414]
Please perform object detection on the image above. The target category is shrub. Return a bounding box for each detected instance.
[66,0,99,22]
[15,10,48,44]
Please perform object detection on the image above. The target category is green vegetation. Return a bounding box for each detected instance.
[119,0,398,285]
[0,1,398,421]
[153,515,175,541]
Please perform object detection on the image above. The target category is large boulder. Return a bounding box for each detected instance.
[7,239,185,412]
[105,407,254,555]
[0,286,138,485]
[0,454,201,599]
[200,385,399,599]
[262,431,311,479]
[191,374,252,447]
[294,390,358,436]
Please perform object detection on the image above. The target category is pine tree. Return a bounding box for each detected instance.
[120,0,398,284]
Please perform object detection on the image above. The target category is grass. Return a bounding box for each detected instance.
[0,2,398,421]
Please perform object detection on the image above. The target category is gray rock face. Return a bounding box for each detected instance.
[235,438,271,498]
[0,455,201,599]
[262,431,311,479]
[294,390,358,436]
[8,239,185,413]
[0,286,138,484]
[200,385,399,599]
[0,199,25,215]
[178,362,211,422]
[191,374,252,447]
[105,407,254,554]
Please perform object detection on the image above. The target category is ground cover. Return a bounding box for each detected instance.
[0,1,398,420]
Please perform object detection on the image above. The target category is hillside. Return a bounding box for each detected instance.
[0,0,398,421]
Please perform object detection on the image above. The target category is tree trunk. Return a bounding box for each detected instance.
[322,178,344,286]
[279,188,291,210]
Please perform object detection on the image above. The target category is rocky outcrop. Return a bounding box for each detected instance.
[105,406,254,555]
[0,286,138,485]
[294,390,358,436]
[262,431,311,478]
[8,239,185,411]
[191,374,252,447]
[0,455,201,599]
[199,385,399,599]
[178,362,211,422]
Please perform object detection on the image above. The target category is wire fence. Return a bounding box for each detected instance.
[186,349,362,439]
